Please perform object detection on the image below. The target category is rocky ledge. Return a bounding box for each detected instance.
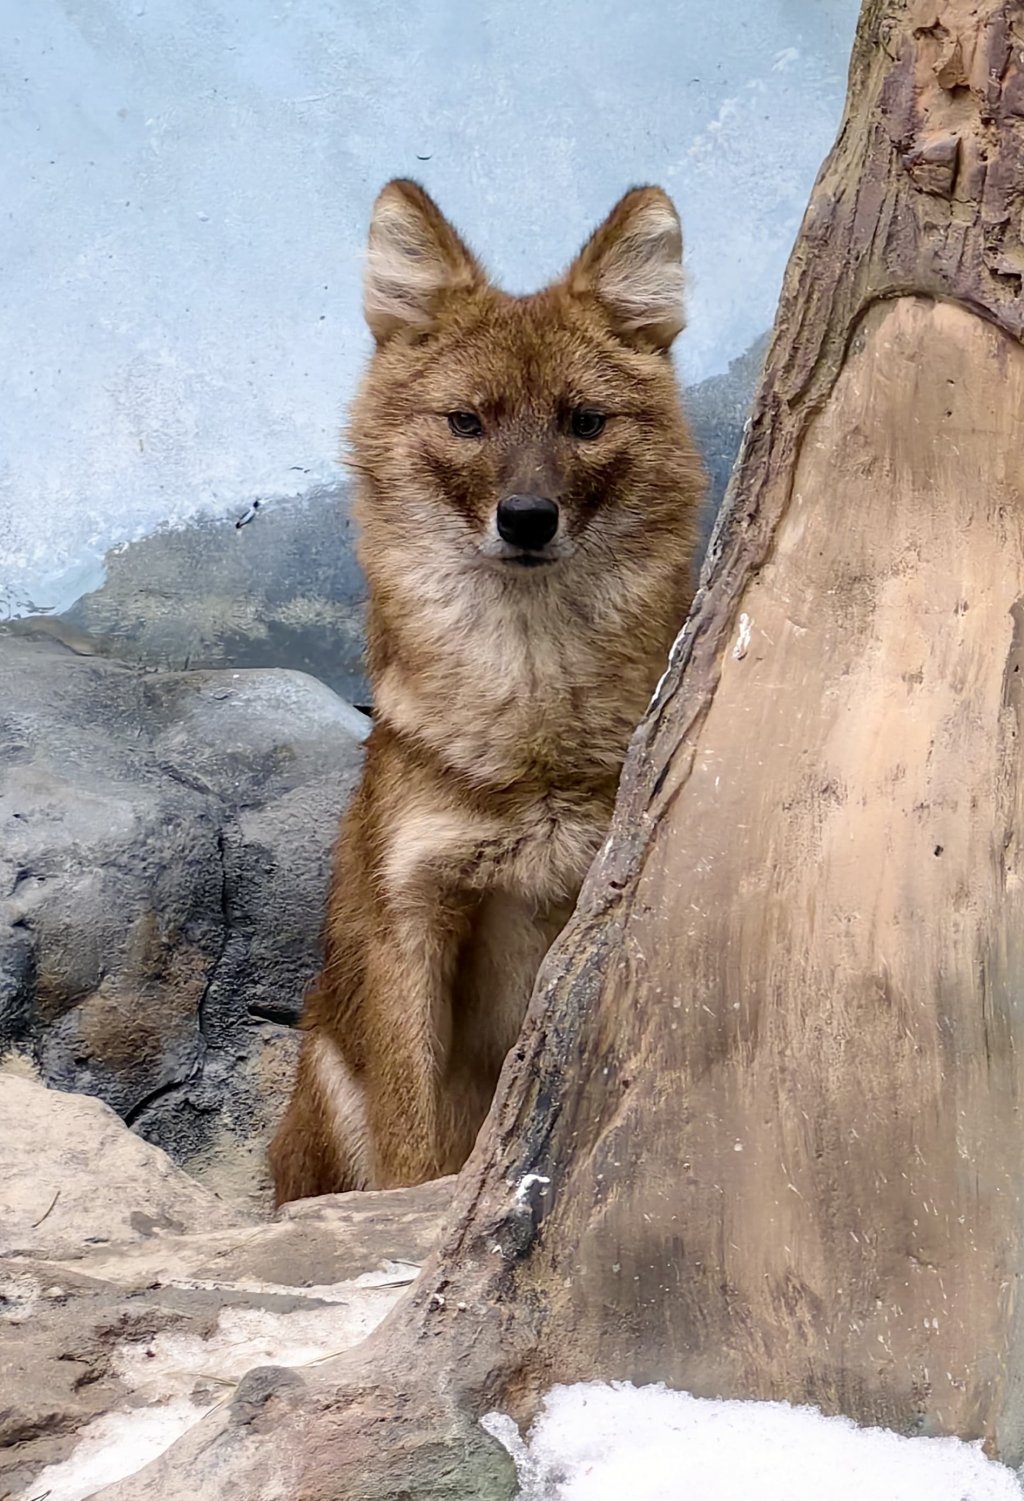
[0,1073,455,1501]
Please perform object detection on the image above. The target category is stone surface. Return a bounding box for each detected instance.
[73,1361,517,1501]
[0,1079,454,1500]
[0,636,367,1208]
[0,1074,245,1260]
[686,331,770,554]
[60,483,369,707]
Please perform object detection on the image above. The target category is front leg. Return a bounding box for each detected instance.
[361,896,469,1187]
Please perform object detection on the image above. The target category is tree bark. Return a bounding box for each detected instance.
[96,2,1024,1496]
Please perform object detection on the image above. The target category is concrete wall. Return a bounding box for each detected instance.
[1,0,859,618]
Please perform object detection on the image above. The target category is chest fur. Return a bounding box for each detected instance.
[382,790,608,908]
[374,575,654,788]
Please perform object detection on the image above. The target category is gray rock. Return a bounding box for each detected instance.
[686,329,770,554]
[59,482,369,708]
[0,636,367,1208]
[0,1077,454,1500]
[0,929,34,1052]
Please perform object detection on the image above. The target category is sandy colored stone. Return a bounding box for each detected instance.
[0,1076,454,1500]
[0,1075,245,1259]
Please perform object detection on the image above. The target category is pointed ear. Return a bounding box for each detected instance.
[363,179,486,346]
[565,186,685,352]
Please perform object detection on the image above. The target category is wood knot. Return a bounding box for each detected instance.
[900,131,960,196]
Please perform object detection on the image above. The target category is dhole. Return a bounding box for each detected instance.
[270,180,703,1202]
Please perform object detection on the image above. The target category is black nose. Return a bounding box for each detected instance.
[496,494,559,550]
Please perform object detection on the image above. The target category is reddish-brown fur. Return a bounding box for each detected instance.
[269,180,704,1202]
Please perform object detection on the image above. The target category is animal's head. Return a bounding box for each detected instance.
[349,180,702,583]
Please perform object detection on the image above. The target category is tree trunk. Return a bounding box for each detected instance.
[96,2,1024,1496]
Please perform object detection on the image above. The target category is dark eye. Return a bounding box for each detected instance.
[571,409,606,439]
[447,411,483,438]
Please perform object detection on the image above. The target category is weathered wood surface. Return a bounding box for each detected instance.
[91,2,1024,1496]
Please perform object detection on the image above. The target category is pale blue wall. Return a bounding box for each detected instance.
[1,0,859,617]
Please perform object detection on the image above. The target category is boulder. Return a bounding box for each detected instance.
[0,635,367,1208]
[0,1073,245,1260]
[55,482,369,707]
[685,330,769,552]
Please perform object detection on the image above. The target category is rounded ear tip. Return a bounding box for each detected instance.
[374,177,428,210]
[625,185,682,234]
[621,183,678,211]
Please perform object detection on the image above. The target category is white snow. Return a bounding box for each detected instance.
[20,1282,412,1501]
[648,621,689,711]
[514,1173,552,1204]
[19,1401,203,1501]
[732,611,752,660]
[482,1382,1024,1501]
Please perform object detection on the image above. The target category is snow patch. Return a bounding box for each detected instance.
[21,1283,409,1501]
[483,1382,1024,1500]
[514,1174,551,1205]
[732,611,752,660]
[648,622,689,712]
[114,1301,401,1394]
[17,1401,202,1501]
